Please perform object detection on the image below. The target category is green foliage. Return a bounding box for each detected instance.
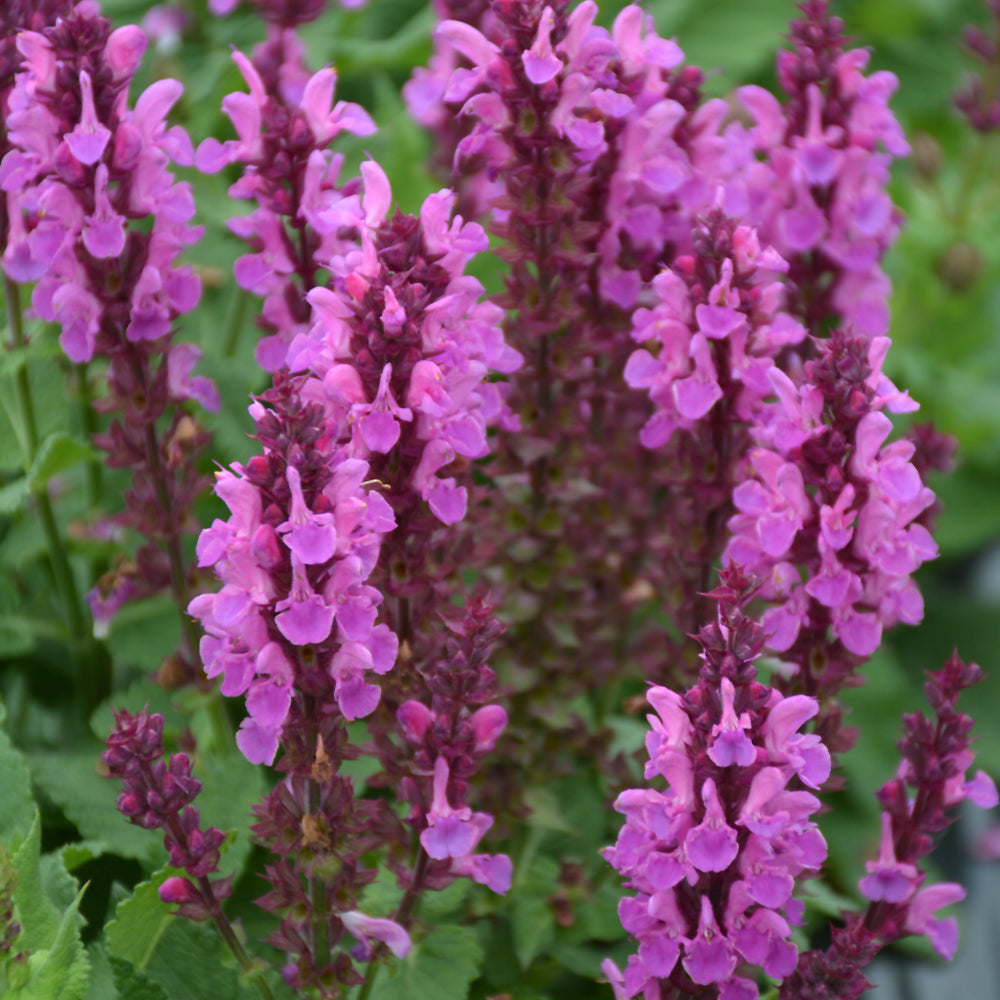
[5,816,90,1000]
[30,743,163,865]
[107,957,167,1000]
[0,704,37,848]
[26,433,97,492]
[367,925,484,1000]
[512,856,559,970]
[106,872,245,1000]
[647,0,796,88]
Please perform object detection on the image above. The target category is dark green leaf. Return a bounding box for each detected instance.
[0,710,36,848]
[108,957,168,1000]
[367,924,484,1000]
[511,856,559,969]
[83,944,119,1000]
[142,920,240,1000]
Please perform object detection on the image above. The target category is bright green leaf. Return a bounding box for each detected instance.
[13,885,90,1000]
[12,815,61,952]
[60,842,107,874]
[105,874,175,970]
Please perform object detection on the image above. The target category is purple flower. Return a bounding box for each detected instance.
[340,911,411,960]
[725,331,937,714]
[731,1,908,336]
[189,374,398,763]
[603,573,828,998]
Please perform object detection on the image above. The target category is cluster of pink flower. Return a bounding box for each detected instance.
[1,1,217,669]
[725,331,937,662]
[625,213,805,449]
[727,0,908,336]
[781,655,996,999]
[189,375,397,764]
[423,0,727,303]
[296,163,522,524]
[1,2,201,365]
[393,598,513,896]
[196,32,375,369]
[601,575,830,1000]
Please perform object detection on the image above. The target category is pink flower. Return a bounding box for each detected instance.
[340,911,411,959]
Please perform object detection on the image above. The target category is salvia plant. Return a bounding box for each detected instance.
[0,1,998,999]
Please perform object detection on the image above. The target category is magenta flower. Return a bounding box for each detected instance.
[195,35,376,370]
[783,655,994,996]
[299,164,521,526]
[189,374,398,765]
[603,571,829,999]
[730,1,908,336]
[725,331,936,713]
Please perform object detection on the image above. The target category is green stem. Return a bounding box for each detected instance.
[222,286,251,359]
[3,275,88,643]
[196,873,277,1000]
[3,274,109,712]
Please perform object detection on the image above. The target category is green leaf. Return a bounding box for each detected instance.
[0,711,36,848]
[12,815,62,952]
[83,944,119,1000]
[26,433,96,491]
[0,477,29,515]
[13,885,90,1000]
[192,749,265,878]
[99,597,182,673]
[60,842,106,874]
[40,852,81,915]
[106,874,250,998]
[144,919,240,1000]
[367,924,484,1000]
[511,856,559,969]
[105,874,175,970]
[417,877,470,924]
[30,744,162,864]
[107,958,167,1000]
